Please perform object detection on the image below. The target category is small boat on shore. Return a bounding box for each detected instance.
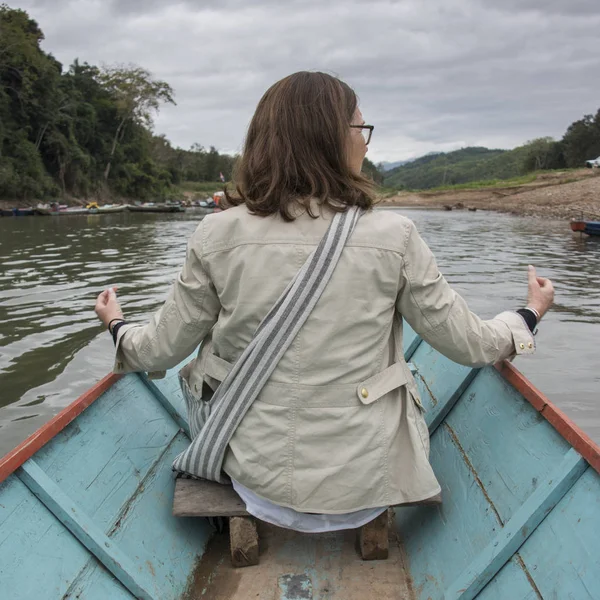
[0,207,36,216]
[86,202,128,214]
[127,203,185,213]
[59,206,89,215]
[1,322,598,599]
[571,219,600,236]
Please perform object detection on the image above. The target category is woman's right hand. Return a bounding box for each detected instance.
[526,265,554,319]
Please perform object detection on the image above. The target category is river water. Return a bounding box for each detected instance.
[0,208,599,457]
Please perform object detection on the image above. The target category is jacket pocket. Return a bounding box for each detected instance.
[356,363,408,405]
[179,359,210,439]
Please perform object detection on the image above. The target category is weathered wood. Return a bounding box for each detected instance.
[358,510,389,560]
[278,573,314,599]
[173,478,249,517]
[445,448,587,600]
[230,516,259,567]
[138,373,190,437]
[17,459,158,600]
[0,373,120,484]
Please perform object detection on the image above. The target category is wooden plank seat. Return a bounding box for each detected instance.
[173,478,390,566]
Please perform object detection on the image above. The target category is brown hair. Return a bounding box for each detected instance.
[225,71,375,221]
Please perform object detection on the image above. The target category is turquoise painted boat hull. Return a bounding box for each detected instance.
[1,323,599,599]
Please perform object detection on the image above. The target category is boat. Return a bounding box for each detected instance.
[127,203,185,213]
[0,207,36,216]
[570,219,600,236]
[98,204,127,214]
[59,206,89,216]
[187,200,221,215]
[86,202,128,214]
[1,322,598,599]
[36,202,66,216]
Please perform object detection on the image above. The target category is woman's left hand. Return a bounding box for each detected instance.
[95,287,124,329]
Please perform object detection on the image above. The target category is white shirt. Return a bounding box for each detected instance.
[231,479,387,533]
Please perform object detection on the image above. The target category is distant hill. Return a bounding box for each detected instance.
[379,160,411,171]
[383,146,530,190]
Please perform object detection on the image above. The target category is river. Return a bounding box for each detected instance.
[0,208,599,456]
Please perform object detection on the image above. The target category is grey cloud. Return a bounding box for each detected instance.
[11,0,600,162]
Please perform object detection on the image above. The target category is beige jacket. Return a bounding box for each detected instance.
[114,201,535,513]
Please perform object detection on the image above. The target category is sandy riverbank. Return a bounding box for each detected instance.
[378,169,600,220]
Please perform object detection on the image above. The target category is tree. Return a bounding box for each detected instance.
[362,156,384,185]
[98,65,175,181]
[522,137,557,171]
[561,111,600,168]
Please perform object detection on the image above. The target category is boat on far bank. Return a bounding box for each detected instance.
[1,207,36,216]
[127,202,184,213]
[86,202,128,214]
[570,220,600,236]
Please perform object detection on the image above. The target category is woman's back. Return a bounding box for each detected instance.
[203,201,411,386]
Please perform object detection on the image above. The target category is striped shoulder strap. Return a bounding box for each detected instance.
[172,206,363,482]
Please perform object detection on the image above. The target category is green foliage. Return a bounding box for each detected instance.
[0,5,236,201]
[361,156,384,185]
[383,114,597,191]
[383,147,523,190]
[561,110,600,168]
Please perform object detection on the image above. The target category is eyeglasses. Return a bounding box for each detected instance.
[350,124,374,145]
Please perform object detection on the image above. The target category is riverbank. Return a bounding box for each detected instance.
[379,169,600,220]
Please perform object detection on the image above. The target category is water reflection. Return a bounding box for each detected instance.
[0,208,599,455]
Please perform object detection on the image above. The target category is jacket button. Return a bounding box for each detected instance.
[519,343,525,350]
[528,342,533,349]
[361,388,369,399]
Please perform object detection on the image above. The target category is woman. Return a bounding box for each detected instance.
[95,71,554,533]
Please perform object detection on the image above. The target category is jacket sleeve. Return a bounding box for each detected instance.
[112,218,221,376]
[396,220,535,367]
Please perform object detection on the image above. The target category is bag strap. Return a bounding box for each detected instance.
[172,206,363,482]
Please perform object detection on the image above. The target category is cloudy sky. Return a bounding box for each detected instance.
[12,0,600,163]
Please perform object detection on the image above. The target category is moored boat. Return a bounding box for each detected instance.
[98,204,127,213]
[86,202,128,214]
[1,207,36,216]
[59,206,89,215]
[1,322,598,599]
[127,203,184,213]
[570,219,600,236]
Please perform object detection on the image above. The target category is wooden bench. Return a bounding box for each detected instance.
[173,478,389,567]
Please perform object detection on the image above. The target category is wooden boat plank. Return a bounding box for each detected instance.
[443,367,572,522]
[0,374,120,483]
[396,422,527,598]
[17,459,157,600]
[65,429,212,600]
[32,375,181,528]
[140,373,190,436]
[515,466,600,598]
[474,555,543,600]
[183,518,414,600]
[0,473,98,599]
[497,361,600,473]
[445,448,587,599]
[173,478,249,517]
[0,373,212,599]
[409,341,476,432]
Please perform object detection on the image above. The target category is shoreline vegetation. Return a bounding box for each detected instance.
[377,168,600,221]
[2,6,599,223]
[3,169,600,221]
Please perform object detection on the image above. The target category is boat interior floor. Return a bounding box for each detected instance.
[183,513,414,600]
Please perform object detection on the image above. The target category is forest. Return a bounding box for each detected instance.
[3,4,597,200]
[383,113,600,190]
